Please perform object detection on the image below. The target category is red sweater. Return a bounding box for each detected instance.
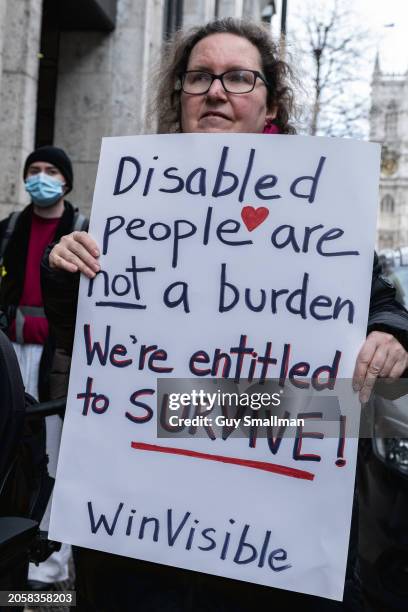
[10,213,59,344]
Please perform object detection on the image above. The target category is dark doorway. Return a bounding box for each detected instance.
[35,0,117,147]
[35,1,60,147]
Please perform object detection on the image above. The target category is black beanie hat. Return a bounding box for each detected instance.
[23,146,73,193]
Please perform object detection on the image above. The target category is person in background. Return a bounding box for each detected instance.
[0,145,87,589]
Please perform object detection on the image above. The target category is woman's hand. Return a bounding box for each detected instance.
[352,331,408,403]
[49,231,100,278]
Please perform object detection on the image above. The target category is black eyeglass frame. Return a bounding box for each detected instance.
[180,70,269,95]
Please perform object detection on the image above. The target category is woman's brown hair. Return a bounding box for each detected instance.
[154,17,297,134]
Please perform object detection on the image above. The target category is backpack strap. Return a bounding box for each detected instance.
[14,306,46,344]
[0,211,21,268]
[1,210,86,261]
[72,212,87,232]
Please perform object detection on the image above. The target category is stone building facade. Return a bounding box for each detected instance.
[0,0,272,219]
[370,57,408,249]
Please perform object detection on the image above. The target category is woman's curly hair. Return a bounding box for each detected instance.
[154,17,297,134]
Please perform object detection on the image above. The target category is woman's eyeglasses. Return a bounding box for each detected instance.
[180,70,268,95]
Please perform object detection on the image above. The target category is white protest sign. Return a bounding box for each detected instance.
[49,134,380,601]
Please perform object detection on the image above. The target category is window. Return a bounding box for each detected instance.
[385,101,398,140]
[379,231,395,249]
[163,0,183,40]
[381,194,395,214]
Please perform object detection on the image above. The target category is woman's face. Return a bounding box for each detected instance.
[180,33,276,134]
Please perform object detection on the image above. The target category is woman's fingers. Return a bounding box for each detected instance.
[387,358,408,381]
[353,334,387,403]
[352,331,408,403]
[49,231,100,279]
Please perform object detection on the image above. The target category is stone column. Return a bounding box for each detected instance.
[52,30,114,214]
[0,0,42,218]
[0,0,8,100]
[53,0,164,214]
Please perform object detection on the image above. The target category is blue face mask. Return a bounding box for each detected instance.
[25,173,65,208]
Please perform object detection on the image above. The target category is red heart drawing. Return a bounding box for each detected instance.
[241,206,269,232]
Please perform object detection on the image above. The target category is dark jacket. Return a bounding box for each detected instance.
[0,201,87,400]
[368,254,408,350]
[41,244,82,356]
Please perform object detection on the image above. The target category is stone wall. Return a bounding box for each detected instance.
[53,0,164,214]
[0,0,42,218]
[0,0,7,96]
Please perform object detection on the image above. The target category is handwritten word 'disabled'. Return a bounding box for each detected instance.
[113,147,326,204]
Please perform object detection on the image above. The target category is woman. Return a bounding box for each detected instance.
[43,18,408,612]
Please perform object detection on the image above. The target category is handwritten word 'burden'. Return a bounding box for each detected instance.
[86,256,355,322]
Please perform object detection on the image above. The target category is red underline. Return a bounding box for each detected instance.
[131,441,315,481]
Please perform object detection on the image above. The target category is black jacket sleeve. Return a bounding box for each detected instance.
[0,216,9,244]
[40,209,89,356]
[368,253,408,351]
[40,245,81,356]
